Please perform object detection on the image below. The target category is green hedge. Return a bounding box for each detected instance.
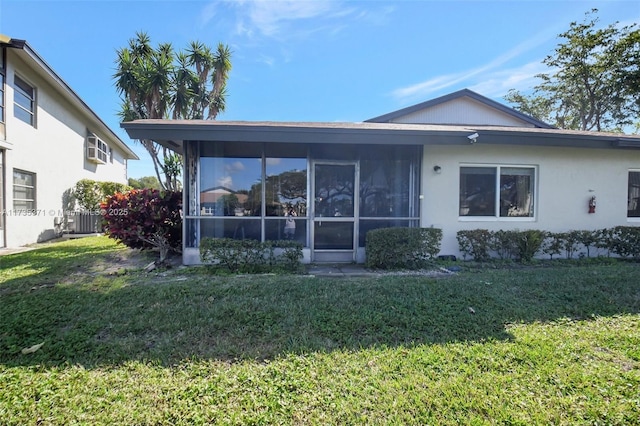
[365,227,442,270]
[199,238,303,273]
[457,226,640,262]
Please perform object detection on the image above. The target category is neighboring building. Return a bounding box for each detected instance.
[0,35,138,248]
[121,89,640,264]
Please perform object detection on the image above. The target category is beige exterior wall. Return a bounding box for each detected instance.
[2,49,131,247]
[421,143,640,258]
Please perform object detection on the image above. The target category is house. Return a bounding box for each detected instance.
[0,35,138,248]
[121,89,640,264]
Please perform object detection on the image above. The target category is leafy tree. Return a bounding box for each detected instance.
[114,32,232,190]
[506,9,640,131]
[128,175,162,190]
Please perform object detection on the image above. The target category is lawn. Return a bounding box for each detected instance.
[1,236,639,425]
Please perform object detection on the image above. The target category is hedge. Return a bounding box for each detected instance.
[365,227,442,270]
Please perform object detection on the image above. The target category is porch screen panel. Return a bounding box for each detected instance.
[199,143,262,217]
[265,158,307,217]
[360,159,413,217]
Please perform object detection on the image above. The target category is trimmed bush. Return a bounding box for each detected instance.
[199,237,303,273]
[609,226,640,259]
[101,189,182,263]
[456,229,492,261]
[365,227,442,270]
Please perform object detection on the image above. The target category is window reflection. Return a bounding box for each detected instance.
[265,158,307,217]
[459,166,535,218]
[360,158,413,217]
[200,157,261,216]
[628,171,640,217]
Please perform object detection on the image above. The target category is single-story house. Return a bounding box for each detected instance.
[121,89,640,264]
[1,35,138,248]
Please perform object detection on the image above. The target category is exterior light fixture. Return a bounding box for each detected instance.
[433,165,442,174]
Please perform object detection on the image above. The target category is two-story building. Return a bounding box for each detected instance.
[1,35,138,248]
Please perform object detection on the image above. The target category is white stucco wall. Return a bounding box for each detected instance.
[2,50,130,247]
[422,143,640,258]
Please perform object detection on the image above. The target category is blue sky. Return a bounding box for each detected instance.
[1,0,639,179]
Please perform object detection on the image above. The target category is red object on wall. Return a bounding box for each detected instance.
[588,196,596,214]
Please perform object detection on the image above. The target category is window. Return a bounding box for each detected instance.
[628,171,640,218]
[14,75,35,126]
[13,169,36,210]
[0,50,5,124]
[87,134,108,163]
[460,165,535,218]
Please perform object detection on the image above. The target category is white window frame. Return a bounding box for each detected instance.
[87,134,108,164]
[13,169,36,210]
[13,74,36,127]
[459,163,537,222]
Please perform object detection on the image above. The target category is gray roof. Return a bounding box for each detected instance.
[365,88,555,129]
[121,119,640,155]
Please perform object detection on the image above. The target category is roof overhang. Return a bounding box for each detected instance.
[120,119,640,155]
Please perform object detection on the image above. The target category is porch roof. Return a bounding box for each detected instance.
[120,119,640,155]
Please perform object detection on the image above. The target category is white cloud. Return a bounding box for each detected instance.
[231,0,342,38]
[468,61,548,98]
[391,25,559,103]
[218,176,233,188]
[225,161,246,173]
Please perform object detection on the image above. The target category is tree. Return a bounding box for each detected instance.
[505,9,640,131]
[114,32,232,190]
[128,176,162,190]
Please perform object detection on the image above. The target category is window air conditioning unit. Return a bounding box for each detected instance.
[87,134,108,164]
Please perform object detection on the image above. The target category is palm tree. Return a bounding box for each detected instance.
[114,32,232,190]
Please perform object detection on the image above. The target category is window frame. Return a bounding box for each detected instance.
[627,169,640,221]
[13,74,36,127]
[13,169,36,210]
[459,163,537,222]
[0,48,5,125]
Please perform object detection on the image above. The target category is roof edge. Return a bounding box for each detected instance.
[365,88,554,129]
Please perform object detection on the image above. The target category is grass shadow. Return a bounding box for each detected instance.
[2,242,640,367]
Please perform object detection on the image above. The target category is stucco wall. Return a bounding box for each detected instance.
[422,143,640,258]
[3,51,130,247]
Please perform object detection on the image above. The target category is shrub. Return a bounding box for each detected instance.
[73,178,131,211]
[365,227,442,270]
[515,230,545,262]
[456,229,492,261]
[490,230,519,260]
[199,237,303,273]
[542,232,564,259]
[609,226,640,258]
[575,230,601,258]
[101,189,182,263]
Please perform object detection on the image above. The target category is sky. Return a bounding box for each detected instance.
[1,0,639,179]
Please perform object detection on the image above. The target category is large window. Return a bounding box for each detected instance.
[189,142,420,248]
[460,165,535,218]
[13,169,36,210]
[14,75,35,126]
[628,171,640,218]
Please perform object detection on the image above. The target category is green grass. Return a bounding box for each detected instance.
[1,236,639,425]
